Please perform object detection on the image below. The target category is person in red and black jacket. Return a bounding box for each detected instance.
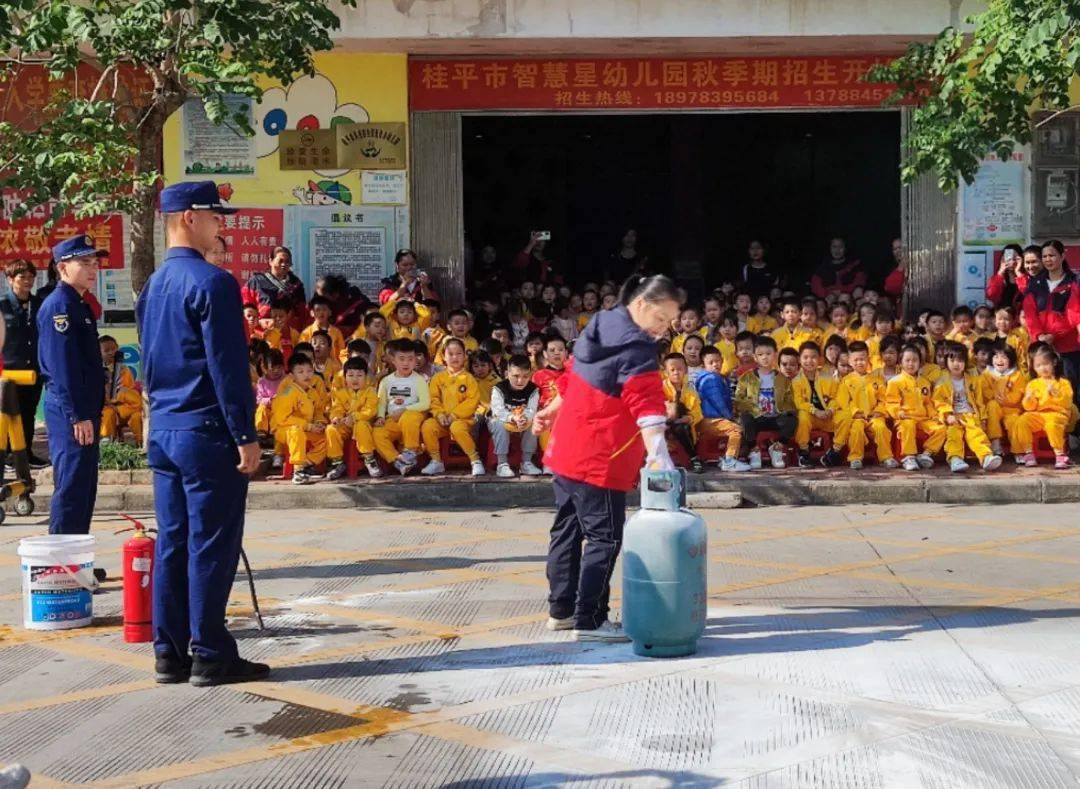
[810,237,866,299]
[1023,240,1080,410]
[532,274,682,643]
[244,246,307,331]
[987,244,1043,309]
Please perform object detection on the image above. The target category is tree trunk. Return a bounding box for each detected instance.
[130,106,167,296]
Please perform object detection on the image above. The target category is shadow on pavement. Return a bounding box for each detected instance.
[251,555,547,581]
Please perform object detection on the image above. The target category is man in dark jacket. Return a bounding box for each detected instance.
[0,258,48,467]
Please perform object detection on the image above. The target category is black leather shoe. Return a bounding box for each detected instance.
[190,657,270,687]
[93,568,107,583]
[155,654,193,684]
[27,454,50,469]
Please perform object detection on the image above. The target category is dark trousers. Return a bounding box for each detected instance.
[45,400,99,535]
[667,421,697,459]
[739,412,797,453]
[149,427,247,663]
[547,475,626,630]
[16,377,41,455]
[1062,352,1080,422]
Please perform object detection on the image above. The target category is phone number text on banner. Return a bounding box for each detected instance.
[409,56,896,111]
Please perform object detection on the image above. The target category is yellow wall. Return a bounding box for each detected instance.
[163,53,408,207]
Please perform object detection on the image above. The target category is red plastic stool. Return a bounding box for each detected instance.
[439,436,472,470]
[485,431,533,470]
[695,433,728,462]
[345,440,361,478]
[1033,431,1058,462]
[808,429,832,459]
[755,430,797,467]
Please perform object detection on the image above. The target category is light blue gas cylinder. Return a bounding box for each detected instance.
[622,468,707,658]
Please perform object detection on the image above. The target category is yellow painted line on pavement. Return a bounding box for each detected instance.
[0,679,157,716]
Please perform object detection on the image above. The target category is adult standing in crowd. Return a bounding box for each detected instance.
[738,239,780,298]
[513,232,561,286]
[1,259,48,468]
[533,274,681,643]
[316,273,372,337]
[206,235,228,268]
[606,228,649,284]
[379,248,439,305]
[1024,240,1080,409]
[136,181,265,687]
[987,243,1042,309]
[37,236,106,537]
[244,246,306,329]
[37,257,103,320]
[810,237,867,299]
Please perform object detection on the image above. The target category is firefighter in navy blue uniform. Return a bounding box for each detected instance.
[37,235,106,536]
[136,181,267,687]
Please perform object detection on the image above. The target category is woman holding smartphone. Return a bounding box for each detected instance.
[985,243,1030,309]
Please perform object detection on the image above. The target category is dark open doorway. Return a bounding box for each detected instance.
[463,110,900,293]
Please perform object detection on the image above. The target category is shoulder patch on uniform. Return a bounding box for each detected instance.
[52,314,69,333]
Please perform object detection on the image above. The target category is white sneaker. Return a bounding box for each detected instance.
[949,456,969,473]
[542,465,554,476]
[721,457,752,472]
[982,454,1003,471]
[901,456,919,472]
[546,616,574,631]
[990,439,1003,455]
[520,460,543,476]
[496,462,514,478]
[364,456,383,478]
[850,459,863,470]
[748,449,762,470]
[768,443,786,469]
[420,460,445,476]
[882,458,900,469]
[573,620,631,643]
[471,460,486,476]
[915,453,935,469]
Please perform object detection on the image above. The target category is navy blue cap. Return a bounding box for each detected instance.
[159,181,237,214]
[52,234,107,263]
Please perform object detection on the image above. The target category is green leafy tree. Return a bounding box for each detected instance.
[0,0,354,292]
[870,0,1079,190]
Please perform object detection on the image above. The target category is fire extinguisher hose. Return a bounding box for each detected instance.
[239,547,264,631]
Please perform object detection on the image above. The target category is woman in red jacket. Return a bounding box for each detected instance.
[1023,240,1080,409]
[534,274,681,643]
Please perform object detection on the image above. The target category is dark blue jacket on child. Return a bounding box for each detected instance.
[695,371,735,420]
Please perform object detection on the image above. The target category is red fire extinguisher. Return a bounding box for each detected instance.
[121,514,155,643]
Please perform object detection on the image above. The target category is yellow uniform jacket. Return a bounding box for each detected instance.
[770,325,812,351]
[885,372,937,420]
[932,374,988,420]
[983,368,1027,412]
[662,379,704,427]
[428,369,480,420]
[746,314,779,335]
[379,299,433,341]
[670,327,708,355]
[300,322,346,362]
[1022,378,1075,417]
[270,379,315,432]
[833,371,884,419]
[104,363,140,409]
[792,372,838,415]
[432,334,479,367]
[329,385,379,423]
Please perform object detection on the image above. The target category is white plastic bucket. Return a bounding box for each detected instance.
[18,535,96,630]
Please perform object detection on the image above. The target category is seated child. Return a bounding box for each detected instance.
[662,353,706,473]
[524,331,546,370]
[771,299,806,350]
[487,354,542,478]
[946,305,976,350]
[379,297,431,342]
[825,303,851,342]
[373,338,431,475]
[866,309,897,370]
[300,295,346,361]
[778,347,800,380]
[333,338,372,390]
[825,340,896,469]
[984,345,1027,459]
[100,335,143,445]
[732,291,752,332]
[255,349,285,437]
[792,341,837,467]
[421,338,484,477]
[714,311,739,375]
[886,344,948,471]
[352,312,389,376]
[695,347,750,472]
[847,303,876,342]
[734,336,797,469]
[822,334,848,378]
[681,334,707,387]
[671,306,707,354]
[703,296,724,345]
[325,357,379,480]
[310,330,342,384]
[746,295,778,335]
[414,340,436,380]
[470,349,500,424]
[482,337,508,377]
[932,344,1002,472]
[994,306,1029,375]
[531,334,568,464]
[243,302,262,340]
[730,331,757,394]
[1013,345,1074,469]
[973,305,995,338]
[578,289,600,330]
[798,298,824,347]
[271,354,335,485]
[432,309,479,366]
[263,301,300,363]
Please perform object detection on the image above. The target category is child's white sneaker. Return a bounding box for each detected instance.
[420,460,445,476]
[325,461,347,481]
[496,462,515,478]
[901,455,919,472]
[990,439,1003,455]
[542,465,554,476]
[948,456,969,473]
[470,460,486,476]
[573,620,631,643]
[520,460,543,476]
[915,453,935,469]
[363,455,383,478]
[720,457,752,472]
[882,458,900,469]
[393,452,416,475]
[748,449,763,470]
[768,443,786,469]
[982,454,1002,471]
[849,459,863,470]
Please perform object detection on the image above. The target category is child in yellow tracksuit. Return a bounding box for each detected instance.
[272,355,340,484]
[826,340,896,469]
[470,350,500,420]
[662,353,705,473]
[263,303,300,364]
[1013,346,1075,469]
[420,338,484,477]
[379,297,432,342]
[300,296,347,362]
[326,357,380,479]
[310,330,343,385]
[373,338,431,474]
[932,345,1002,473]
[886,344,947,471]
[432,309,479,366]
[671,306,709,355]
[100,336,144,445]
[994,306,1030,376]
[791,342,837,467]
[984,345,1027,460]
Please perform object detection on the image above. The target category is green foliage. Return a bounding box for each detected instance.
[98,440,147,470]
[869,0,1080,190]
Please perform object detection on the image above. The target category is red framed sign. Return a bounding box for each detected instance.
[409,56,897,112]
